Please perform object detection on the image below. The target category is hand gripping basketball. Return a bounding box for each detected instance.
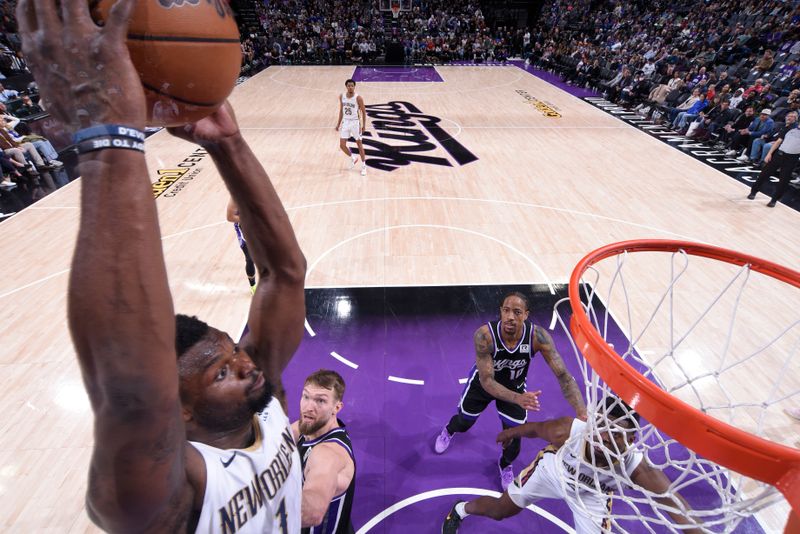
[17,0,146,131]
[167,101,240,147]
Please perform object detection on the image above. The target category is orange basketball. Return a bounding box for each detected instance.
[91,0,242,126]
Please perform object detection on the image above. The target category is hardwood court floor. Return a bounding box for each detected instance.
[0,65,797,532]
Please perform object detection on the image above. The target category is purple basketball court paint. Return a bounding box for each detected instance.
[507,60,599,99]
[278,285,764,533]
[352,66,444,83]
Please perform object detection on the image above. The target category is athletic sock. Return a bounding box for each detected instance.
[455,502,469,519]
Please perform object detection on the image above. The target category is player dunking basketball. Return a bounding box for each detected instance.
[336,79,367,176]
[435,292,587,490]
[18,1,305,531]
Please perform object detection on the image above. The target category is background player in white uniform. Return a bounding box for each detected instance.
[336,78,367,176]
[18,2,305,532]
[441,398,701,533]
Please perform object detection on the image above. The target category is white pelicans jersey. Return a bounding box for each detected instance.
[190,398,302,534]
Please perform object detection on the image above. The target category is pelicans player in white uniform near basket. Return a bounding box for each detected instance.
[336,78,368,176]
[442,398,701,533]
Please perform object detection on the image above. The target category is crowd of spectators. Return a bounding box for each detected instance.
[239,0,533,67]
[238,0,385,69]
[0,0,67,217]
[525,0,800,166]
[389,0,525,64]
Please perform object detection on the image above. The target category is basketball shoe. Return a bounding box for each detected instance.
[434,427,454,453]
[442,500,464,534]
[499,460,514,490]
[360,163,367,176]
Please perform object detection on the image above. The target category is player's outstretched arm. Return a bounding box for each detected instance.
[632,462,702,534]
[19,0,190,529]
[534,325,587,419]
[169,103,307,408]
[301,443,350,527]
[496,417,573,448]
[475,325,540,410]
[336,95,343,130]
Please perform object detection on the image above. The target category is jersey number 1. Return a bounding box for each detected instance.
[276,497,288,533]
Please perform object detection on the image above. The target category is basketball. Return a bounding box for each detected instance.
[91,0,242,126]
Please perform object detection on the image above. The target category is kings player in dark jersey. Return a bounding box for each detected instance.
[435,292,587,489]
[293,370,356,534]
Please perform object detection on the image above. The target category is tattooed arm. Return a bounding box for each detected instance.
[534,325,587,419]
[475,325,541,410]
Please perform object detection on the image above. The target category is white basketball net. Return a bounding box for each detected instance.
[552,247,800,533]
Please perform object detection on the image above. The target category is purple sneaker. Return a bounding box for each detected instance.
[434,427,454,454]
[499,461,514,491]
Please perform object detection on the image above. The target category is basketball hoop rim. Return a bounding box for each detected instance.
[567,239,800,518]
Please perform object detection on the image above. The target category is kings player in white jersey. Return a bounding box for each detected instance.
[19,2,306,532]
[336,78,367,176]
[442,397,701,533]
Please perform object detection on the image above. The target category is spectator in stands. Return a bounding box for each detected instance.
[642,58,656,79]
[778,60,798,78]
[788,70,800,94]
[15,94,41,116]
[0,125,48,172]
[755,49,775,73]
[730,88,746,110]
[707,99,741,138]
[747,111,796,166]
[757,83,780,108]
[714,71,731,92]
[665,88,702,125]
[643,70,684,110]
[0,154,18,188]
[673,92,709,133]
[717,106,755,149]
[742,78,766,102]
[726,108,774,158]
[619,72,650,106]
[11,122,62,168]
[0,82,18,103]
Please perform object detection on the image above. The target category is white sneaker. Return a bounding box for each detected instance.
[736,154,750,162]
[725,150,737,156]
[0,180,16,190]
[50,160,64,167]
[0,211,14,218]
[360,165,367,176]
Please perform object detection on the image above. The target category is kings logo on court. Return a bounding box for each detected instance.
[354,101,478,172]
